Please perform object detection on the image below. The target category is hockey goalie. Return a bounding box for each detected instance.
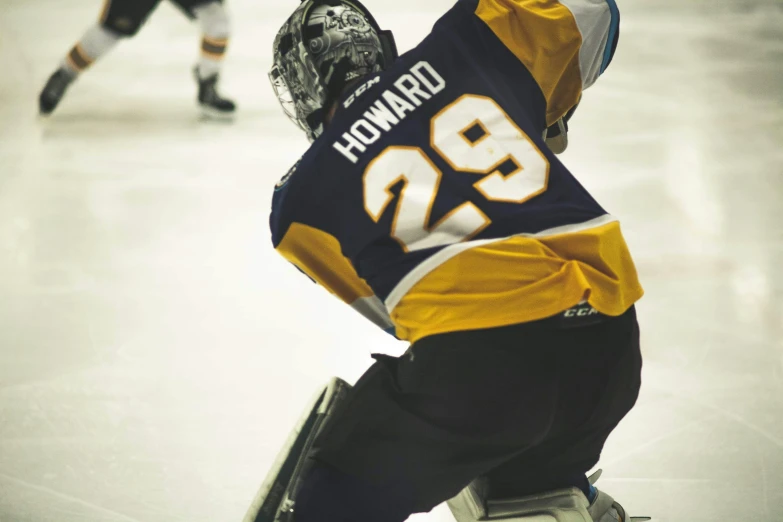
[246,1,649,521]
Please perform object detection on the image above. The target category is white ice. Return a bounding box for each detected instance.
[1,0,782,521]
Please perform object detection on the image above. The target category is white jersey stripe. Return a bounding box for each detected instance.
[351,295,395,331]
[384,214,619,312]
[560,0,613,89]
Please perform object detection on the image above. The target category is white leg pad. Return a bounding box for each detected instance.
[448,483,593,522]
[242,378,351,522]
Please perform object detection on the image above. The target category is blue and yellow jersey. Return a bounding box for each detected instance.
[270,0,642,343]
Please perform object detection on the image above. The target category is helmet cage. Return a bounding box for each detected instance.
[270,0,398,141]
[269,64,300,129]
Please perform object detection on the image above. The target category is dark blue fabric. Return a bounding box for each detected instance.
[294,464,594,522]
[294,309,641,518]
[269,0,611,302]
[294,464,415,522]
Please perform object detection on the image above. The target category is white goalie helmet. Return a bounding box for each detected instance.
[270,0,398,141]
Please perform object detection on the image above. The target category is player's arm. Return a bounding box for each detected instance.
[274,222,396,335]
[270,159,396,336]
[473,0,620,126]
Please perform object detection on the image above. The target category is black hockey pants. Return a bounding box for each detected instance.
[295,306,642,522]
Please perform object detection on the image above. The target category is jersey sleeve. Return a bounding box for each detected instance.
[271,160,397,335]
[275,221,397,335]
[473,0,620,125]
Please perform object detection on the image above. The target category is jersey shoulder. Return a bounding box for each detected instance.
[431,0,621,124]
[270,151,323,246]
[275,157,303,191]
[270,125,366,247]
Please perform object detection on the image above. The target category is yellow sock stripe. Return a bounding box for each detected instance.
[64,53,79,72]
[201,51,226,61]
[67,44,93,71]
[201,38,228,57]
[99,0,112,24]
[75,44,94,65]
[202,35,229,46]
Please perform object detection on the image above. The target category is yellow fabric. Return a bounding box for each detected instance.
[99,0,112,24]
[475,0,584,126]
[391,221,643,342]
[276,223,375,304]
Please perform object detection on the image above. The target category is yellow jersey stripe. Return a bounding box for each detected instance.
[475,0,583,125]
[389,220,643,343]
[385,214,617,311]
[475,0,613,125]
[276,223,376,304]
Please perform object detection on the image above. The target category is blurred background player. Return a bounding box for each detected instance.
[38,0,235,117]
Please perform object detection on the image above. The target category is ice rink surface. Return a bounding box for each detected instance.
[1,0,782,520]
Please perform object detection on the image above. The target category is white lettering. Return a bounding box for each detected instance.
[344,76,381,108]
[351,120,382,145]
[382,90,416,119]
[364,100,400,131]
[394,74,432,107]
[565,306,599,318]
[412,61,446,95]
[332,63,448,163]
[333,132,367,164]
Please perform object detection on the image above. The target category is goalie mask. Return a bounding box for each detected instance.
[270,0,398,141]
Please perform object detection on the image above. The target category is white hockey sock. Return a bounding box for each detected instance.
[193,1,231,79]
[61,24,121,76]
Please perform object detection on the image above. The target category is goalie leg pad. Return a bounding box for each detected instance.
[447,481,593,522]
[448,473,651,522]
[242,377,352,522]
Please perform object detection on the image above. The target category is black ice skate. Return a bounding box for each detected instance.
[39,68,75,115]
[195,68,236,119]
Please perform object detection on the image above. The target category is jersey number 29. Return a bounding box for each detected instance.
[363,94,550,252]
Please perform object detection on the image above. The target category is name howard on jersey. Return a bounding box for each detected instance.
[332,61,446,164]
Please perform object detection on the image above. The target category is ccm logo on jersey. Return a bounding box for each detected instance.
[333,61,446,164]
[564,306,600,317]
[344,76,381,108]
